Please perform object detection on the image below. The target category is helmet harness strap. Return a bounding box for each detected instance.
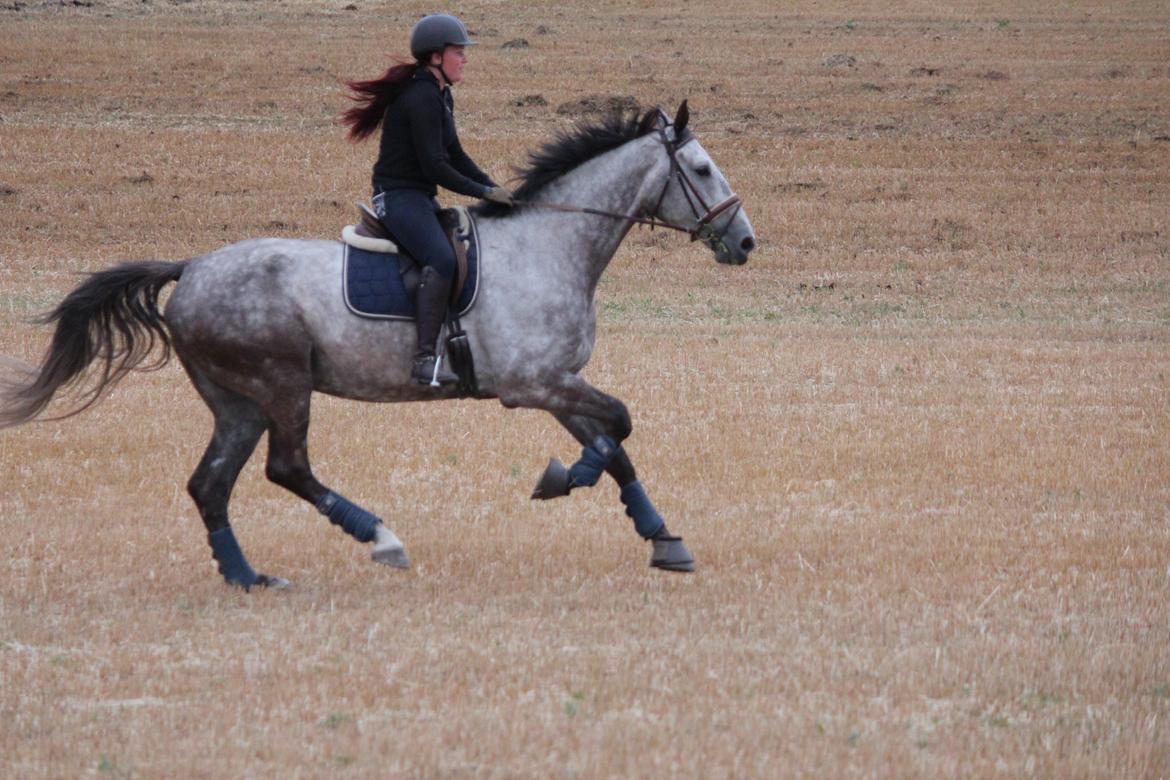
[427,48,453,87]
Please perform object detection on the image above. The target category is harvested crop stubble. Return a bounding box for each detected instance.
[1,1,1168,777]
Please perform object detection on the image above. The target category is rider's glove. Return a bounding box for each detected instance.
[484,187,514,207]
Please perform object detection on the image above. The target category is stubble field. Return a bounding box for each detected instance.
[1,1,1168,777]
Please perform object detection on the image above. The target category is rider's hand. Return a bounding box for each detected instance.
[484,187,514,207]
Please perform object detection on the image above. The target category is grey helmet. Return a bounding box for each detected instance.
[410,13,476,61]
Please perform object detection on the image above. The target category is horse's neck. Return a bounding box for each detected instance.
[535,136,663,290]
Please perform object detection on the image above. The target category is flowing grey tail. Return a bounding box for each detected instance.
[0,260,186,428]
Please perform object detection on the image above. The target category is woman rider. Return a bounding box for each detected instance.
[342,13,513,386]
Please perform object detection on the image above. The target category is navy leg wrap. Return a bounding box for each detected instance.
[567,435,618,489]
[208,526,259,589]
[316,491,381,543]
[620,480,666,539]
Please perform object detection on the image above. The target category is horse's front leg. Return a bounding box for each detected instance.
[500,372,630,497]
[499,375,694,572]
[548,413,694,573]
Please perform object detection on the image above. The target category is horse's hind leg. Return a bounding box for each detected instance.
[545,413,695,573]
[185,371,288,590]
[262,390,410,569]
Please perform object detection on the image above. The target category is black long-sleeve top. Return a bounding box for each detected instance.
[372,69,496,198]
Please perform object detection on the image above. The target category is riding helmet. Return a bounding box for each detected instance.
[410,13,477,61]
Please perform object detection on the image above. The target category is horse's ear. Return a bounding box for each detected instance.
[673,100,690,135]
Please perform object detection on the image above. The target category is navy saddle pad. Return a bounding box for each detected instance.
[342,215,480,320]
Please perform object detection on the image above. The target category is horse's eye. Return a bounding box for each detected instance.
[695,165,712,177]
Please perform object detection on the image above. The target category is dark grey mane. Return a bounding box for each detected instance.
[474,106,676,218]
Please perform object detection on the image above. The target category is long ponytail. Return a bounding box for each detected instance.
[341,57,420,142]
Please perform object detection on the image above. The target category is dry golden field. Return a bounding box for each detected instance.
[1,0,1168,777]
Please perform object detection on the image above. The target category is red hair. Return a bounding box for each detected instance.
[340,57,419,142]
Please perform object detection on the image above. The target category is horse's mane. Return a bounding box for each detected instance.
[474,105,682,218]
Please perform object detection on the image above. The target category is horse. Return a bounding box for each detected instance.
[0,102,756,589]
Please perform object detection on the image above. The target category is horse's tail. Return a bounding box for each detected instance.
[0,260,187,428]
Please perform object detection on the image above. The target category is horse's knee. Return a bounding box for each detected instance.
[497,381,631,441]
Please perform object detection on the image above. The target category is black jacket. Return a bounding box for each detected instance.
[372,69,496,198]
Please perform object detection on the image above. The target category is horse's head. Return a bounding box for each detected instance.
[644,102,757,265]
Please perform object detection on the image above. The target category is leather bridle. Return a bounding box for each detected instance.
[510,115,743,254]
[645,117,743,253]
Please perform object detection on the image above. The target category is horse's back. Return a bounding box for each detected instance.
[166,237,342,351]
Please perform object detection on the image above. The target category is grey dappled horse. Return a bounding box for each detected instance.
[0,103,755,589]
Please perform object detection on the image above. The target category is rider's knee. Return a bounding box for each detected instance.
[423,249,456,280]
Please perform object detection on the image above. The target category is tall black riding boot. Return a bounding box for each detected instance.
[412,266,460,386]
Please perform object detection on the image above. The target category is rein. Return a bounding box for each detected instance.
[508,120,743,249]
[509,197,696,236]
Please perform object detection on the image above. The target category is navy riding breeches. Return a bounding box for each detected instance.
[373,188,456,281]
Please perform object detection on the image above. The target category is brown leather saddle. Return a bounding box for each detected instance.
[354,203,470,306]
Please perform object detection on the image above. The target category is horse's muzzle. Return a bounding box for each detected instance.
[712,232,755,265]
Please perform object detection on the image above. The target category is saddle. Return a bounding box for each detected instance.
[338,203,484,397]
[343,203,471,306]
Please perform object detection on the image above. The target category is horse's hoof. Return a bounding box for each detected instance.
[254,574,292,590]
[531,457,571,500]
[650,536,695,573]
[372,544,411,569]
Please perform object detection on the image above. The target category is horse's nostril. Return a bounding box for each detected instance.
[741,236,756,252]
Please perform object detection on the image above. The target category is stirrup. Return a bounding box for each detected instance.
[412,355,458,387]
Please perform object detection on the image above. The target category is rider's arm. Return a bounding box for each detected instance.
[448,136,496,190]
[406,88,490,199]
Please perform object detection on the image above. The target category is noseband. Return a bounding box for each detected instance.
[510,118,743,251]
